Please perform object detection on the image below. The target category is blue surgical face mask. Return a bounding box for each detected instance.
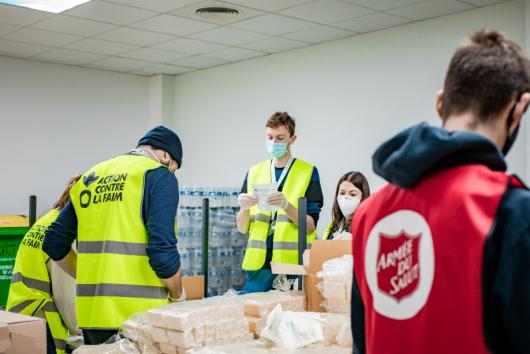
[267,141,288,158]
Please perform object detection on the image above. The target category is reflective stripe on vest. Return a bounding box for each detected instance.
[71,154,170,329]
[11,272,51,295]
[8,299,36,313]
[250,214,293,224]
[54,339,67,352]
[242,158,316,270]
[247,240,266,249]
[77,283,168,299]
[77,241,147,256]
[273,241,299,250]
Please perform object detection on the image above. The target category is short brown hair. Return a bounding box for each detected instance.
[441,29,530,122]
[266,112,296,136]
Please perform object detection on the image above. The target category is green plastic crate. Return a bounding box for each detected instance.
[0,216,29,307]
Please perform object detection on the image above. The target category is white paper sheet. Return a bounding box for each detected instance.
[252,183,279,212]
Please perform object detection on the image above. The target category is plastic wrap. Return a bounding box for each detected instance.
[272,274,296,292]
[144,295,251,351]
[72,339,141,354]
[320,313,352,348]
[123,291,307,352]
[190,341,352,354]
[336,319,353,348]
[240,290,306,318]
[260,304,324,352]
[189,340,271,354]
[122,313,160,354]
[316,255,353,313]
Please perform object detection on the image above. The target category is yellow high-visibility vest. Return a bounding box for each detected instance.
[322,222,333,240]
[242,159,316,270]
[70,154,170,329]
[7,209,68,354]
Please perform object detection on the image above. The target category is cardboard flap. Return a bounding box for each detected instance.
[182,276,204,300]
[270,262,307,275]
[0,311,40,325]
[308,240,352,274]
[270,250,310,275]
[307,240,352,313]
[0,323,11,353]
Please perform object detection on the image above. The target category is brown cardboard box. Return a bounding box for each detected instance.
[182,275,204,300]
[246,316,266,336]
[0,311,46,354]
[271,240,352,312]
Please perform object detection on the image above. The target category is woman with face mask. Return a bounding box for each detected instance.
[322,171,370,240]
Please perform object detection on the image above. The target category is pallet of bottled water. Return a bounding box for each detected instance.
[177,187,247,296]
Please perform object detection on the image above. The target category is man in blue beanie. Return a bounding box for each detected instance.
[43,126,184,345]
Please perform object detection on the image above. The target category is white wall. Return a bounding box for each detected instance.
[173,0,528,233]
[1,1,527,224]
[0,57,151,216]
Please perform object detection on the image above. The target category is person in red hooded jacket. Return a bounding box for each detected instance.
[351,29,530,354]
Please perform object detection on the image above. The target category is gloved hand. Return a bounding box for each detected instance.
[335,231,352,240]
[238,193,258,210]
[267,192,289,210]
[169,287,186,302]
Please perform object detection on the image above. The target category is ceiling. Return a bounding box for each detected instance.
[0,0,512,76]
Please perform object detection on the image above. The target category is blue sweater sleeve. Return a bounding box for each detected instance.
[143,167,181,279]
[483,185,530,353]
[306,167,324,225]
[43,201,78,260]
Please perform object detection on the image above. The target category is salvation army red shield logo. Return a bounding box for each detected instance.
[365,210,434,320]
[376,231,421,302]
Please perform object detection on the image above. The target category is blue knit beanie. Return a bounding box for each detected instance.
[138,126,183,167]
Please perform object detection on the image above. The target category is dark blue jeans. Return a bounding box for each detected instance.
[240,269,276,294]
[46,324,56,354]
[82,329,118,345]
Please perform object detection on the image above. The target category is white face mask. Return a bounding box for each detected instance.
[140,147,160,163]
[337,195,361,216]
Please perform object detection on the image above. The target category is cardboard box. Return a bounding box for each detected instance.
[182,276,204,300]
[271,240,352,312]
[0,311,46,354]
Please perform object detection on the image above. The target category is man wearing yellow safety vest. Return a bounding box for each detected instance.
[43,126,184,345]
[7,175,80,354]
[236,112,323,293]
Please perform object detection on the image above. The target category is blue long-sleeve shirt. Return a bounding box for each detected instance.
[43,166,180,279]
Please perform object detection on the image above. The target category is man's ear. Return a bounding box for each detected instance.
[290,134,297,145]
[435,90,444,121]
[162,151,172,165]
[511,92,530,133]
